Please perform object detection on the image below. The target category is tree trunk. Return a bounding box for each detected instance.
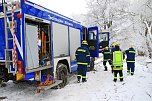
[144,21,152,58]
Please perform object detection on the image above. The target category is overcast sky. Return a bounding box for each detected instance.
[30,0,87,18]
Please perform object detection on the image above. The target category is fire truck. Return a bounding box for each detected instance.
[0,0,105,91]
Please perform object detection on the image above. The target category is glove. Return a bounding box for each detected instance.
[87,64,90,68]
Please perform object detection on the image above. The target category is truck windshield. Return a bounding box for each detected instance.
[99,32,108,42]
[89,30,97,40]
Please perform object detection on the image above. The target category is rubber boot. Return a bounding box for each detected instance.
[77,78,80,83]
[131,72,134,75]
[82,79,87,82]
[113,79,117,82]
[120,78,123,82]
[104,66,107,71]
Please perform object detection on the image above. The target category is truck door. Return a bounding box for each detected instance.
[87,26,99,57]
[98,32,110,51]
[0,0,4,12]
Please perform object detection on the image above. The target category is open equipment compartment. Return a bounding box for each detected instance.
[25,17,52,71]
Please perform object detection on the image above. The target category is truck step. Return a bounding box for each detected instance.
[5,61,13,63]
[8,38,13,40]
[37,80,62,93]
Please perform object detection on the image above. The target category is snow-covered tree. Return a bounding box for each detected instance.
[129,0,152,58]
[83,0,152,58]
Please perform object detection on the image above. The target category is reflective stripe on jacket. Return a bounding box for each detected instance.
[113,66,123,70]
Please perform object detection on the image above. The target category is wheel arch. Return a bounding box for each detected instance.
[53,57,71,78]
[57,59,70,73]
[55,59,69,88]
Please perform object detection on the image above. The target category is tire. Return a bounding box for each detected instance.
[56,63,68,88]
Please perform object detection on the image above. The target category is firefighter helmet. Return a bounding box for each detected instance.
[82,40,88,45]
[115,43,120,46]
[111,43,116,47]
[105,46,109,50]
[129,45,134,48]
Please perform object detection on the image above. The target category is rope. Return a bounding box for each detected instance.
[11,3,17,68]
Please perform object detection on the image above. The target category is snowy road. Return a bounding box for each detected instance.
[0,56,152,101]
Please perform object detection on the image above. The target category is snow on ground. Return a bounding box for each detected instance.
[0,56,152,101]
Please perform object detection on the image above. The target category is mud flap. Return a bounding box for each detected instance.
[16,74,24,81]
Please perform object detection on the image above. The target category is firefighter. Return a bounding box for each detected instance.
[102,46,112,71]
[75,40,90,83]
[125,46,136,75]
[112,44,125,82]
[110,43,116,73]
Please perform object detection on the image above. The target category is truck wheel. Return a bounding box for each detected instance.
[56,63,68,88]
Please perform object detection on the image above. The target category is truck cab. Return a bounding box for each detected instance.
[82,27,110,56]
[99,31,110,50]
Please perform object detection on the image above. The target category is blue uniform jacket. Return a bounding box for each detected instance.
[110,47,115,53]
[125,48,136,62]
[102,49,111,60]
[75,45,90,65]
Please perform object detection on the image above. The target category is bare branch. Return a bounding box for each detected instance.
[146,4,152,11]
